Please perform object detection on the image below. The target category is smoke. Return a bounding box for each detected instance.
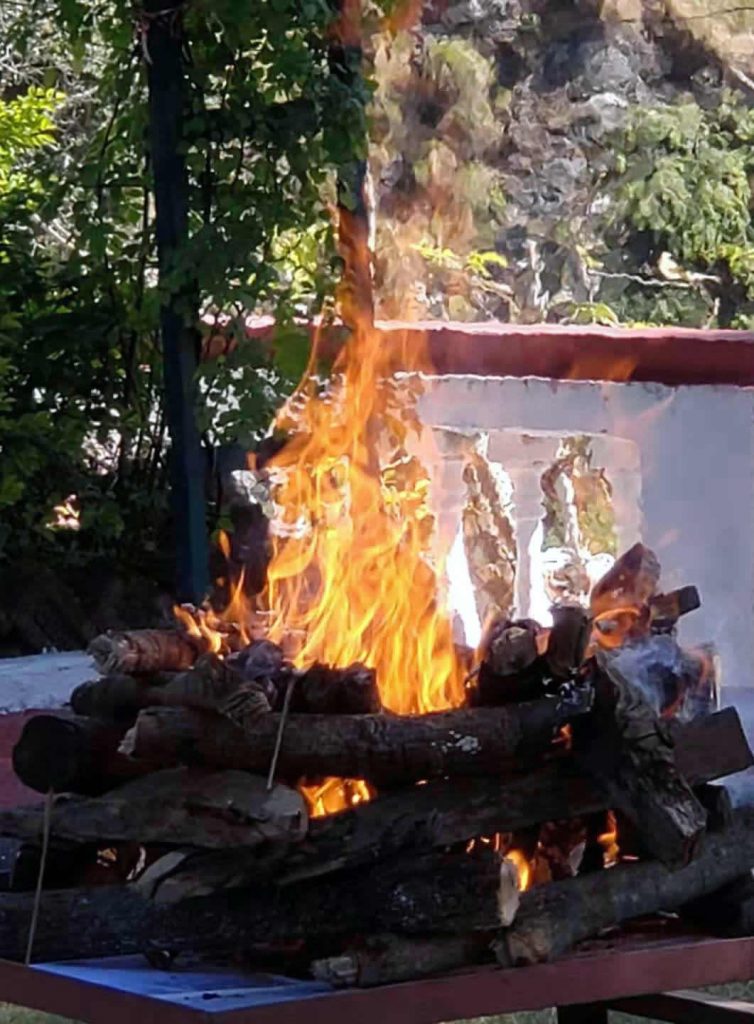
[719,688,754,808]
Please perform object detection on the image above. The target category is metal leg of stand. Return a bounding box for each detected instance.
[558,1004,609,1024]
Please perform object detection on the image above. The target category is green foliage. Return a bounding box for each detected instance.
[0,0,373,570]
[601,94,754,322]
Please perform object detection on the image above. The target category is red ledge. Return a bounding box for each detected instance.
[205,316,754,388]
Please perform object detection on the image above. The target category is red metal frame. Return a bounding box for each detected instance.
[222,317,754,387]
[1,932,753,1024]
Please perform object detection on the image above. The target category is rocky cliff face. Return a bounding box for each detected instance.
[369,0,754,327]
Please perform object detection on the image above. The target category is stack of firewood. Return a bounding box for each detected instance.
[2,544,754,987]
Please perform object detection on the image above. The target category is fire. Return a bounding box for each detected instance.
[504,849,531,892]
[599,810,620,867]
[301,778,374,817]
[259,275,465,715]
[591,605,644,651]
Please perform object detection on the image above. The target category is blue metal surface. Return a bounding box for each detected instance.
[34,956,331,1014]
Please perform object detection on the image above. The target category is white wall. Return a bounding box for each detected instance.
[418,374,754,689]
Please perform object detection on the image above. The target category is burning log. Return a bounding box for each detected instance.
[288,663,381,715]
[572,655,706,866]
[12,714,149,795]
[71,650,381,725]
[590,542,661,619]
[494,807,754,967]
[277,708,750,884]
[0,848,512,963]
[4,710,745,881]
[124,694,593,788]
[88,629,209,674]
[603,635,719,720]
[544,606,591,683]
[71,654,243,722]
[649,586,701,632]
[469,618,543,706]
[469,606,591,708]
[311,932,493,987]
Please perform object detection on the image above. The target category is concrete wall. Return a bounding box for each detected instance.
[418,374,754,689]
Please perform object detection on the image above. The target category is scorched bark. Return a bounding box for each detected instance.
[124,699,584,786]
[494,807,754,966]
[0,849,509,962]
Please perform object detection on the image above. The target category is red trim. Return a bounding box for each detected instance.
[206,317,754,387]
[0,933,753,1024]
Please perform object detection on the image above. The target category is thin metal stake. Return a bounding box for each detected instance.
[267,674,296,790]
[25,787,53,965]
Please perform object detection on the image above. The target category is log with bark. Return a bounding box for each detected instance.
[0,848,514,963]
[590,542,661,619]
[311,932,493,987]
[88,629,210,674]
[682,873,754,937]
[122,694,594,788]
[544,606,591,683]
[494,807,754,967]
[649,586,701,632]
[3,709,747,885]
[70,653,240,721]
[572,654,707,866]
[12,714,149,795]
[468,618,544,706]
[275,708,751,885]
[72,653,380,725]
[0,769,308,850]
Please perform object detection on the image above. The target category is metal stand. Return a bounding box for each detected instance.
[558,991,754,1024]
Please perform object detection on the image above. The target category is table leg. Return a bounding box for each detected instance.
[558,1004,609,1024]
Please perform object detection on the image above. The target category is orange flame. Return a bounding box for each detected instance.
[505,849,531,891]
[599,810,620,867]
[260,277,465,716]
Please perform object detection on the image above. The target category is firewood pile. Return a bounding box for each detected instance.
[2,543,754,987]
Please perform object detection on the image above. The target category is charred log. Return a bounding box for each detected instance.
[0,769,308,850]
[572,655,707,866]
[544,606,591,683]
[590,543,660,619]
[88,629,209,674]
[0,849,510,963]
[3,710,745,881]
[124,696,592,787]
[12,715,150,795]
[649,586,701,632]
[311,932,493,987]
[469,618,545,706]
[494,807,754,966]
[284,708,746,883]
